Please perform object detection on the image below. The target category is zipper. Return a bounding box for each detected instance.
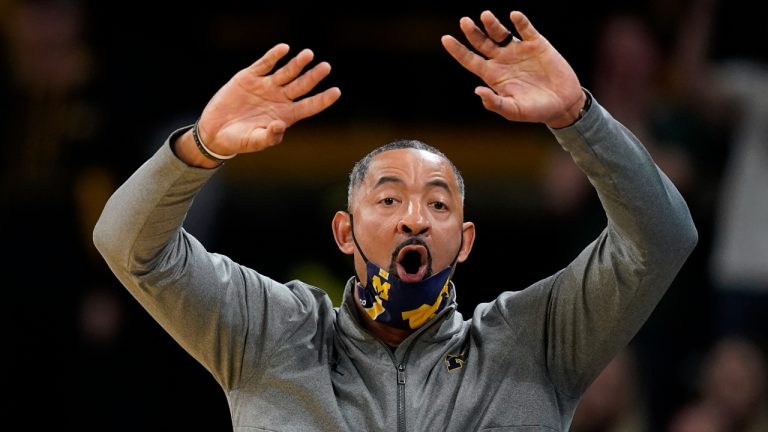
[397,363,406,432]
[395,313,454,432]
[372,308,451,432]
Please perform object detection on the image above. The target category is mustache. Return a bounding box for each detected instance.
[388,237,433,277]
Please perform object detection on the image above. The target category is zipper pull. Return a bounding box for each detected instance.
[397,363,406,384]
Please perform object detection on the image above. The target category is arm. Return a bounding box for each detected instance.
[545,96,697,393]
[443,11,697,393]
[92,45,340,386]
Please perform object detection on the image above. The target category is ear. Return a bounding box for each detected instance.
[457,221,475,263]
[332,211,355,255]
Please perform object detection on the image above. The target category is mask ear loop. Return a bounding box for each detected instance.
[444,231,464,287]
[347,213,370,264]
[347,213,369,286]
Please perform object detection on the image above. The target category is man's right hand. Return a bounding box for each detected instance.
[176,43,341,167]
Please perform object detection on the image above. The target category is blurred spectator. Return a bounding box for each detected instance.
[0,0,113,273]
[702,337,768,431]
[570,347,647,432]
[670,336,768,432]
[0,0,101,188]
[667,400,729,432]
[673,0,768,352]
[0,0,144,427]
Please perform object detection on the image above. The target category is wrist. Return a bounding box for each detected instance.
[192,119,236,164]
[173,128,225,169]
[577,90,592,121]
[546,90,591,129]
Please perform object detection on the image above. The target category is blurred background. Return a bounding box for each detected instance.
[2,0,766,430]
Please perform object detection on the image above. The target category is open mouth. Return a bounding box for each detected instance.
[394,245,428,283]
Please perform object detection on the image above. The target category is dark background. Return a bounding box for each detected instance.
[2,0,766,430]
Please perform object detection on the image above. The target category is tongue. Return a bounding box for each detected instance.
[396,263,427,283]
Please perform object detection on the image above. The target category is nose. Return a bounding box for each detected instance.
[398,201,430,236]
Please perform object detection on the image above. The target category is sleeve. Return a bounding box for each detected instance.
[493,91,698,396]
[92,127,315,390]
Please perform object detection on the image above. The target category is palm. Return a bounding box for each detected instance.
[442,11,582,125]
[199,44,341,154]
[485,39,578,121]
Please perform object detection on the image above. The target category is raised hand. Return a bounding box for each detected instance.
[441,11,585,128]
[197,43,342,156]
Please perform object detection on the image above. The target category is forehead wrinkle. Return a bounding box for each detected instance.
[373,175,405,190]
[370,175,455,197]
[366,159,457,197]
[370,150,450,184]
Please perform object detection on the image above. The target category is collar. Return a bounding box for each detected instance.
[336,276,462,349]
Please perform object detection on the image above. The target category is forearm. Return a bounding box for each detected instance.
[93,126,218,279]
[550,92,697,261]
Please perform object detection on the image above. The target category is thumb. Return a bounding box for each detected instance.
[266,120,287,146]
[475,87,506,117]
[241,120,287,151]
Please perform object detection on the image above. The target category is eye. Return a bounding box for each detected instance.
[430,201,448,211]
[380,197,397,206]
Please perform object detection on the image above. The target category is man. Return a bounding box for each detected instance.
[94,10,697,431]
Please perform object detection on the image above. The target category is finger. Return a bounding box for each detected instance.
[441,34,488,78]
[458,16,502,58]
[264,120,287,147]
[475,87,515,119]
[268,120,286,137]
[243,120,287,150]
[479,10,512,44]
[289,86,342,123]
[510,11,540,41]
[272,48,315,86]
[283,61,332,101]
[247,43,291,76]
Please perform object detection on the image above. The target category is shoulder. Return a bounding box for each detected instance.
[282,279,337,314]
[469,273,560,332]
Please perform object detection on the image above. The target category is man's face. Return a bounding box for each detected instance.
[343,148,471,286]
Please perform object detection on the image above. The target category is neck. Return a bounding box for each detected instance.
[354,298,413,346]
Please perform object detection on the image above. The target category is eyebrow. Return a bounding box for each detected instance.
[373,176,453,195]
